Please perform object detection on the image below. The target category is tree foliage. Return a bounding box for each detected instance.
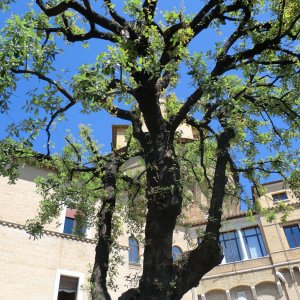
[0,1,299,299]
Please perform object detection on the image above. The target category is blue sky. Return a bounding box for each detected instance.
[1,1,225,153]
[1,1,295,207]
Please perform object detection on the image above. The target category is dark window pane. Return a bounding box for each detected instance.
[258,235,267,256]
[129,238,139,264]
[63,216,86,235]
[58,291,76,300]
[58,276,78,300]
[284,225,300,248]
[220,232,242,263]
[172,246,182,261]
[292,227,300,247]
[273,192,288,201]
[284,227,296,247]
[63,217,75,234]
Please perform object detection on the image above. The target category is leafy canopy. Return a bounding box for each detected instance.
[0,0,299,296]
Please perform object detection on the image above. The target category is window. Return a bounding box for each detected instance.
[284,225,300,248]
[220,226,267,264]
[53,270,84,300]
[63,208,86,235]
[237,291,247,300]
[57,275,78,300]
[272,192,288,202]
[242,227,267,259]
[63,217,75,234]
[129,237,139,264]
[220,231,242,263]
[172,246,182,261]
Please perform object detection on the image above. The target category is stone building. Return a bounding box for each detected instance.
[0,126,299,300]
[195,181,300,300]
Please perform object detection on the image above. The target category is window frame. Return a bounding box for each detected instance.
[242,226,267,259]
[128,237,140,265]
[272,192,288,202]
[53,269,84,300]
[62,208,87,236]
[219,231,242,263]
[284,224,300,248]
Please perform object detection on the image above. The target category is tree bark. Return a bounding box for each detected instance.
[170,128,235,299]
[91,158,118,300]
[137,129,183,300]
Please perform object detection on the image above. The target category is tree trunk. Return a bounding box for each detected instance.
[91,160,118,300]
[138,131,183,299]
[168,128,236,299]
[119,124,235,300]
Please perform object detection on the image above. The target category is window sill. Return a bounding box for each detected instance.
[129,262,141,269]
[273,199,289,203]
[62,232,87,237]
[286,246,300,251]
[221,255,269,265]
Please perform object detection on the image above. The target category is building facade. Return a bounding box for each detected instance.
[1,127,300,300]
[196,181,300,300]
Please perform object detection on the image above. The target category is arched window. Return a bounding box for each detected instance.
[172,246,182,261]
[129,237,139,264]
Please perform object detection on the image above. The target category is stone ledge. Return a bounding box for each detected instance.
[0,219,129,250]
[0,219,96,243]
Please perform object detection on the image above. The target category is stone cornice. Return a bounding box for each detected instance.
[0,219,95,243]
[0,219,129,250]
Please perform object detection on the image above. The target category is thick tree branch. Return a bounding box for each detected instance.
[172,128,235,298]
[108,106,135,122]
[122,169,146,203]
[278,0,286,36]
[199,130,213,189]
[170,87,203,131]
[190,0,221,29]
[60,14,117,42]
[227,154,240,186]
[36,0,122,35]
[171,89,222,133]
[142,0,158,20]
[103,0,127,26]
[219,3,251,56]
[211,10,300,76]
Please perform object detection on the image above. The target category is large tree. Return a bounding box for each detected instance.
[1,0,300,299]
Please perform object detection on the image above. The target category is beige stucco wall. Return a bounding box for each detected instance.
[0,165,51,228]
[0,224,95,300]
[1,164,300,300]
[0,165,193,299]
[196,188,300,300]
